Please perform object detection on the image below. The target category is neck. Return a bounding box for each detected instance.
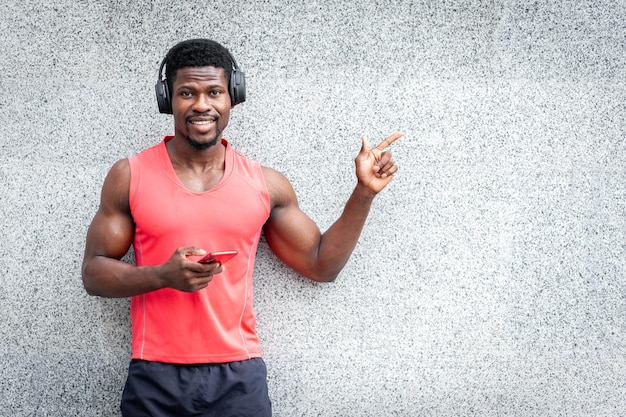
[166,136,226,171]
[164,136,227,192]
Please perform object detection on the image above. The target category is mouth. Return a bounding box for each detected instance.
[187,115,218,133]
[188,116,217,125]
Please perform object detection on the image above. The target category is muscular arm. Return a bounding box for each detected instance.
[263,132,402,282]
[82,159,221,297]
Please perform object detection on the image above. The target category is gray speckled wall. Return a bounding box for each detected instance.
[1,1,624,416]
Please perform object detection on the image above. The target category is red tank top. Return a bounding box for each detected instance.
[128,137,270,363]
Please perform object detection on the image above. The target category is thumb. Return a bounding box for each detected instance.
[180,246,207,258]
[360,135,371,155]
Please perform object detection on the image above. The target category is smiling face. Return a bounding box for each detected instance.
[171,66,232,150]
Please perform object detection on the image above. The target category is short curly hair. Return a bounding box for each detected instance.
[164,39,233,93]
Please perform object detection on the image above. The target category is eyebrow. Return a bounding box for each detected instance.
[175,83,226,91]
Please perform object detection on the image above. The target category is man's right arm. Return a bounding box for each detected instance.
[82,159,160,297]
[81,159,222,298]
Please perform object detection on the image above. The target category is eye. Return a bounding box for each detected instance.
[180,91,193,97]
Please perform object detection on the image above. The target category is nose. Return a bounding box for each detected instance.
[192,93,212,112]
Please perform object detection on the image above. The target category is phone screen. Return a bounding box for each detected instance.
[198,250,238,264]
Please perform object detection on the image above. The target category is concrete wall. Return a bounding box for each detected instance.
[1,1,624,415]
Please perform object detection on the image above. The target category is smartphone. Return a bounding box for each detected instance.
[197,250,238,264]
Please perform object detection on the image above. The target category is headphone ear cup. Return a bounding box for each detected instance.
[155,79,172,114]
[230,68,246,106]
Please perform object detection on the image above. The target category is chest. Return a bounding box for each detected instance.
[173,168,224,193]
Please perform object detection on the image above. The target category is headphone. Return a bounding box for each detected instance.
[155,50,246,114]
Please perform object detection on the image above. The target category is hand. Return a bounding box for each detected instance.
[355,131,403,194]
[157,246,224,292]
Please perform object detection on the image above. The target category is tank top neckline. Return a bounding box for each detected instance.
[157,136,234,195]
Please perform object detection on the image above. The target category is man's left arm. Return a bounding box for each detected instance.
[263,132,402,282]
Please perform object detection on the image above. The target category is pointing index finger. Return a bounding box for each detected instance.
[375,131,403,150]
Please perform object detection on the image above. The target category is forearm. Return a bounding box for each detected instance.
[82,256,164,298]
[313,183,376,281]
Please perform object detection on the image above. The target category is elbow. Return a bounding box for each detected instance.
[81,263,100,297]
[83,282,99,297]
[82,276,98,297]
[307,270,340,283]
[304,260,345,283]
[320,273,339,283]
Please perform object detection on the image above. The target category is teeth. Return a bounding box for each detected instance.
[190,120,214,125]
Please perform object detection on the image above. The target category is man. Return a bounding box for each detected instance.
[82,38,402,416]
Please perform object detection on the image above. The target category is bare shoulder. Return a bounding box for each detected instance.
[261,165,297,210]
[100,158,132,214]
[107,158,131,181]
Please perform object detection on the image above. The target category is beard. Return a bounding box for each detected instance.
[186,126,222,150]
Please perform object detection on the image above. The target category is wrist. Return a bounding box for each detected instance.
[354,182,378,201]
[144,264,168,291]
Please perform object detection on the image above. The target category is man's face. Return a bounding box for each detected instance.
[171,66,231,150]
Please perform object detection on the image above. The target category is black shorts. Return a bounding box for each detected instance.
[121,358,272,417]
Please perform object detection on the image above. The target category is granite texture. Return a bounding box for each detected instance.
[1,0,624,416]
